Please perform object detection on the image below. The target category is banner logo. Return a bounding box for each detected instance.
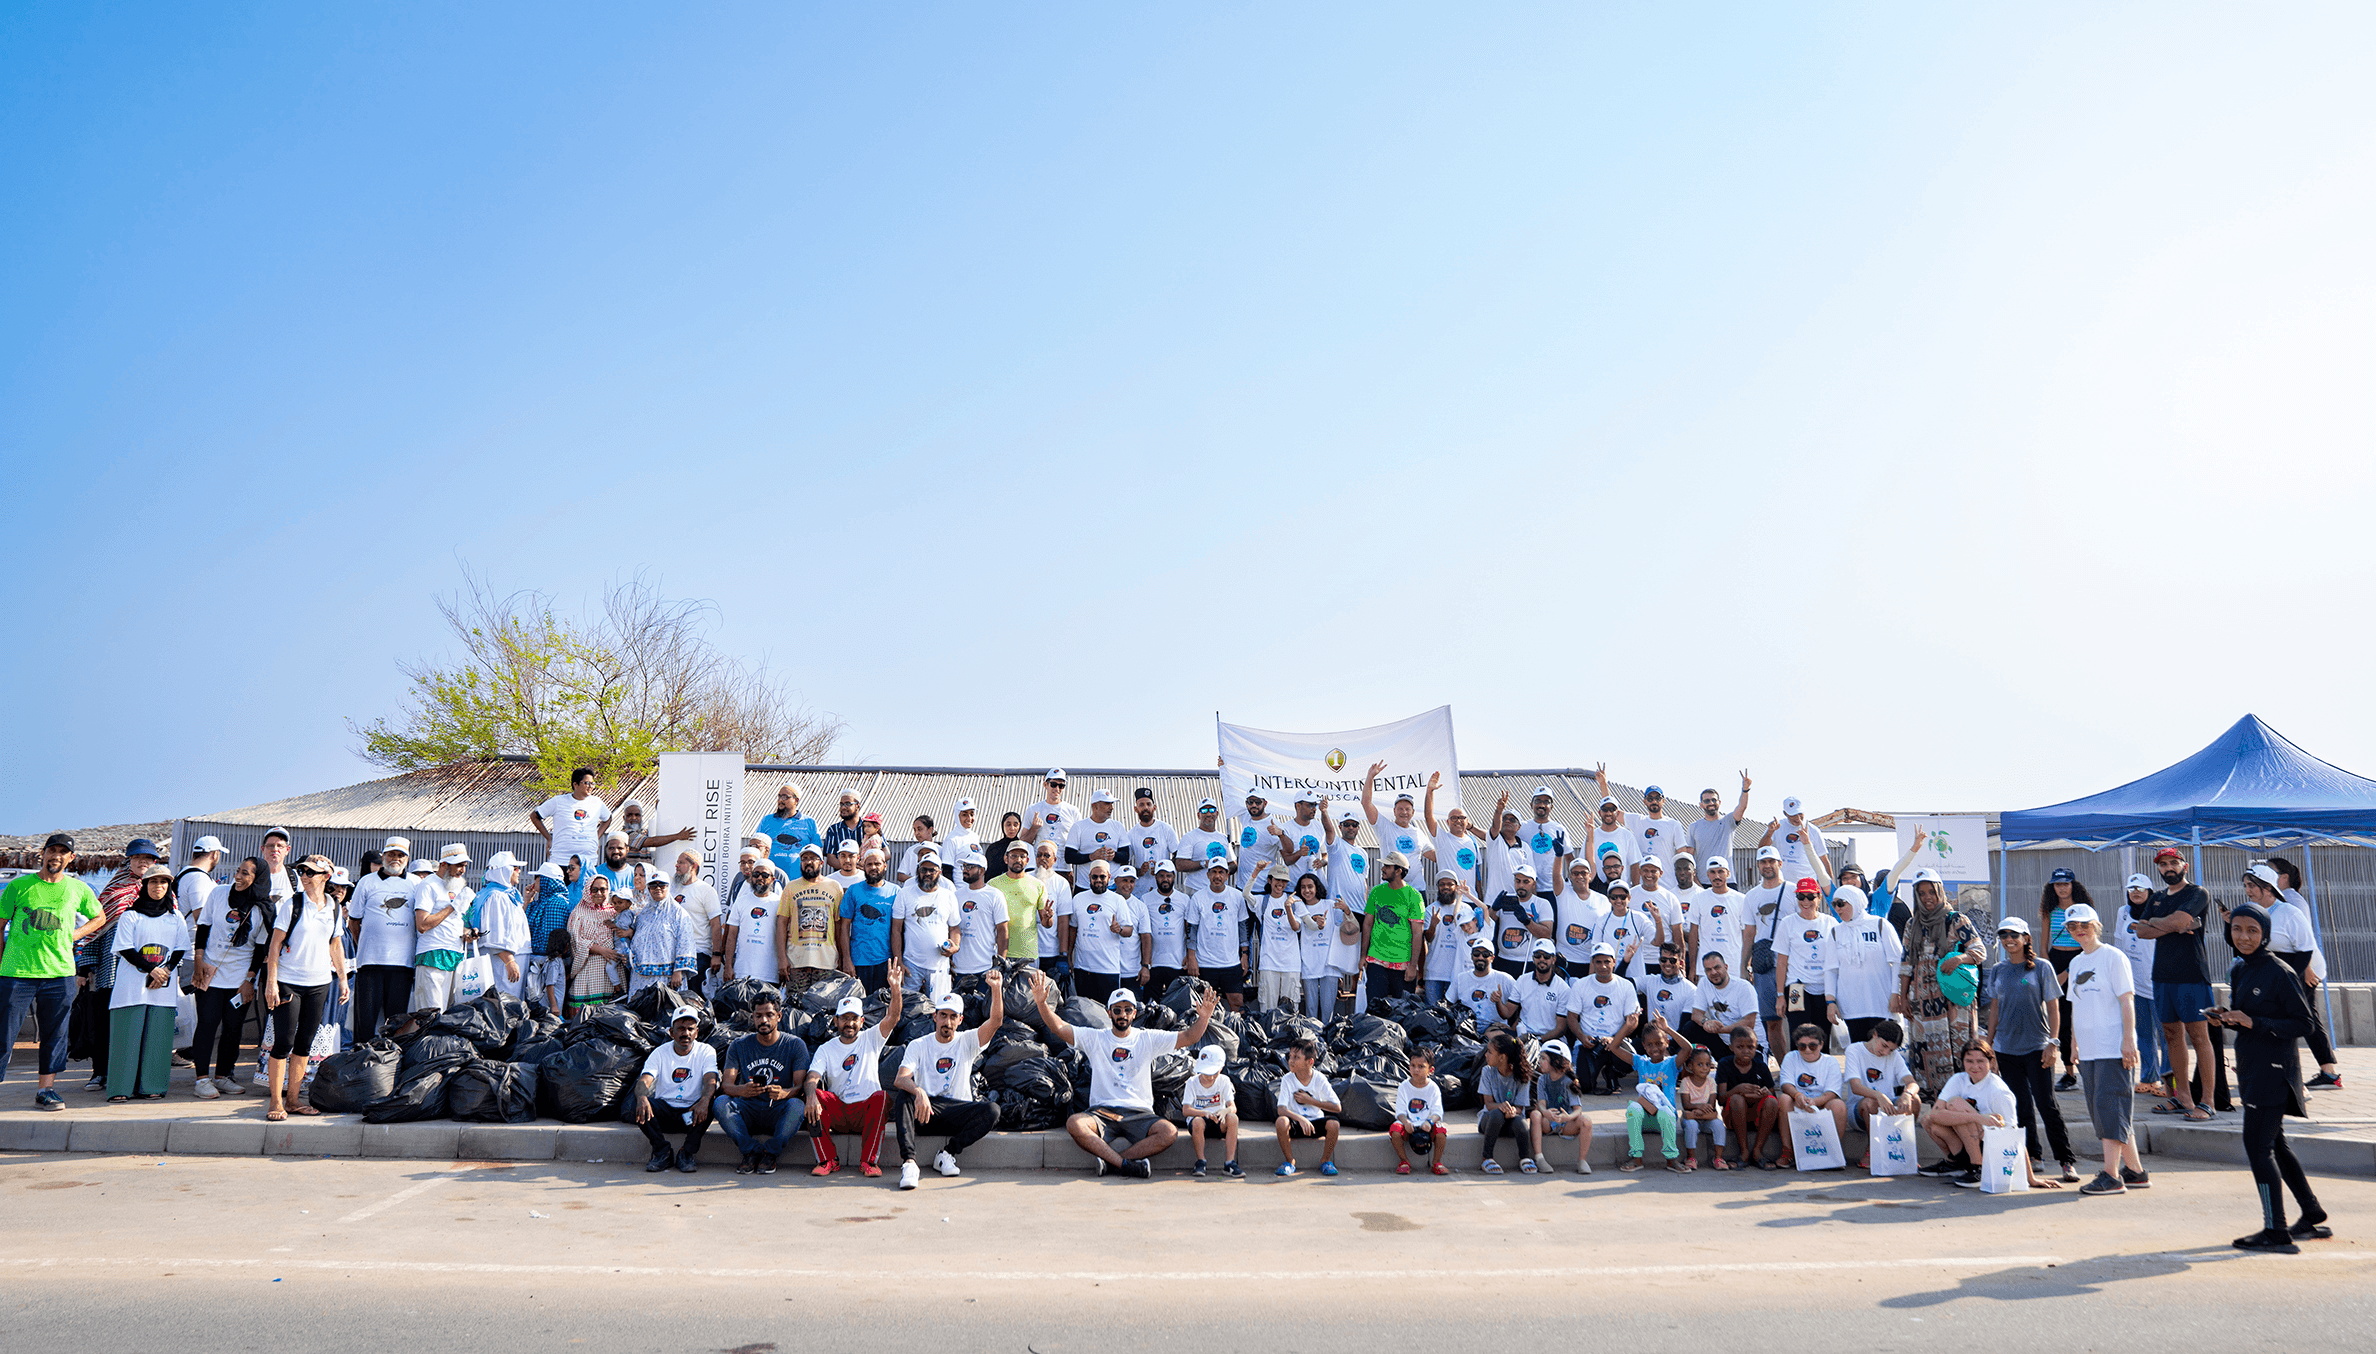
[1324,748,1347,772]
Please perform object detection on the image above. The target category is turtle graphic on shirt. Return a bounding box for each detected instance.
[2073,969,2098,988]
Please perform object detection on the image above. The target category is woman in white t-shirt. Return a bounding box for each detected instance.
[189,856,269,1100]
[1297,874,1343,1020]
[1924,1042,2057,1189]
[260,856,351,1123]
[2112,875,2167,1096]
[104,867,187,1102]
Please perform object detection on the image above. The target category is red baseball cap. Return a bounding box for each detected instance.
[2153,847,2184,862]
[1794,877,1821,895]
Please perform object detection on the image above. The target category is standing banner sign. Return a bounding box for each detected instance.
[1217,707,1460,815]
[657,751,743,909]
[1896,815,1991,883]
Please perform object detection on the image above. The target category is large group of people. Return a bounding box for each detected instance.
[0,766,2339,1249]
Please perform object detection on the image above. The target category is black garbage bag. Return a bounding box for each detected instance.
[562,1006,659,1055]
[1055,1045,1092,1113]
[986,1087,1060,1132]
[399,1033,477,1075]
[1344,1051,1411,1084]
[1431,1072,1467,1112]
[710,977,781,1024]
[1265,1014,1324,1051]
[988,1056,1070,1105]
[877,1041,907,1094]
[1160,975,1215,1021]
[1151,1050,1192,1102]
[792,1009,834,1049]
[446,1059,541,1123]
[1332,1077,1398,1131]
[425,998,510,1057]
[625,985,714,1038]
[1139,1002,1181,1031]
[506,1031,564,1074]
[1439,1002,1479,1044]
[1326,1013,1407,1055]
[861,985,900,1026]
[308,1039,401,1114]
[893,993,939,1046]
[983,1032,1049,1073]
[1057,996,1109,1036]
[1226,1061,1277,1122]
[1377,994,1433,1033]
[1180,1019,1240,1064]
[1399,1004,1457,1045]
[379,1008,443,1047]
[537,1039,645,1123]
[363,1060,457,1123]
[1434,1043,1484,1110]
[797,971,863,1015]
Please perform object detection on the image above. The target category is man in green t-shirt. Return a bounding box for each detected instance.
[988,841,1050,961]
[0,833,108,1110]
[1361,851,1426,1010]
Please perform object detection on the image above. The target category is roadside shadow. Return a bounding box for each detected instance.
[1881,1248,2233,1306]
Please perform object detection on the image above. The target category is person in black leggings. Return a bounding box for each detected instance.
[260,856,350,1122]
[1982,918,2080,1183]
[2039,871,2090,1089]
[2207,903,2329,1252]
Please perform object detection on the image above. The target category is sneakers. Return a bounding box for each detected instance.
[646,1148,674,1173]
[1918,1156,1967,1178]
[933,1150,961,1178]
[83,1078,105,1093]
[213,1077,246,1096]
[736,1153,759,1175]
[2054,1073,2078,1092]
[1094,1156,1109,1178]
[757,1154,778,1175]
[2057,1163,2082,1184]
[1195,1159,1211,1178]
[2120,1167,2151,1189]
[34,1089,64,1111]
[810,1160,838,1177]
[1576,1157,1593,1176]
[675,1148,699,1174]
[1533,1154,1553,1175]
[193,1078,220,1100]
[1319,1161,1338,1177]
[1276,1162,1299,1178]
[1951,1168,1985,1189]
[2079,1171,2126,1196]
[898,1160,919,1190]
[1223,1160,1244,1178]
[1124,1159,1152,1179]
[2233,1228,2299,1253]
[2307,1071,2343,1091]
[859,1163,881,1178]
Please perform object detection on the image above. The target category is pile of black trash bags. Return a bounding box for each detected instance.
[302,973,1488,1136]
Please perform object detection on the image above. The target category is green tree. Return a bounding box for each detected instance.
[350,570,842,800]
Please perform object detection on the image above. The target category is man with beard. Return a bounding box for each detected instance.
[1509,939,1572,1040]
[893,851,960,999]
[756,783,820,881]
[1022,770,1081,861]
[1420,871,1481,1004]
[1488,864,1551,978]
[821,787,868,860]
[720,853,786,988]
[1064,861,1136,1003]
[0,834,106,1110]
[714,991,812,1176]
[778,843,842,996]
[1184,859,1249,1012]
[1124,788,1180,882]
[634,1009,718,1175]
[1137,861,1189,996]
[346,837,417,1043]
[1174,798,1232,877]
[803,959,908,1178]
[948,851,1007,992]
[987,841,1050,968]
[2132,847,2221,1120]
[665,849,723,996]
[893,970,1008,1184]
[837,849,900,992]
[1038,971,1217,1177]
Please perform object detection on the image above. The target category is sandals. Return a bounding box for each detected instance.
[265,1108,288,1122]
[1395,1162,1412,1175]
[1665,1159,1689,1174]
[106,1095,132,1104]
[2184,1106,2215,1122]
[2151,1099,2187,1116]
[1619,1156,1644,1173]
[1712,1155,1734,1170]
[1431,1162,1450,1175]
[1678,1158,1698,1173]
[292,1104,322,1117]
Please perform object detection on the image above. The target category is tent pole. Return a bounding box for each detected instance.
[2300,844,2340,1057]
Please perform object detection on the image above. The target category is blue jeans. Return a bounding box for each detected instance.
[0,975,76,1081]
[2133,994,2167,1085]
[1423,980,1450,1005]
[714,1094,803,1156]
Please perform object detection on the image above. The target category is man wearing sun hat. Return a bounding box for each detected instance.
[347,837,418,1042]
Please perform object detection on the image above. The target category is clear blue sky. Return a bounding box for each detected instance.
[7,5,2373,832]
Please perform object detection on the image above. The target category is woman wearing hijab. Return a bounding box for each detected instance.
[566,873,624,1017]
[2259,858,2341,1090]
[188,856,269,1099]
[525,862,576,1012]
[1894,869,1985,1098]
[1981,916,2081,1184]
[104,866,187,1101]
[2207,901,2331,1251]
[260,855,350,1122]
[468,852,531,998]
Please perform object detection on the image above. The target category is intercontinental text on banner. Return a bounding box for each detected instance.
[656,750,744,901]
[1895,814,1990,883]
[1217,706,1461,812]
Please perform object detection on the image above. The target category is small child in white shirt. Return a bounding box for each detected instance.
[1390,1047,1450,1175]
[1183,1046,1241,1179]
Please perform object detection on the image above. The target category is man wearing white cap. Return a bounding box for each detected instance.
[468,852,531,999]
[821,787,867,860]
[1487,863,1550,978]
[892,851,960,998]
[1062,789,1125,891]
[804,959,908,1178]
[635,1009,718,1175]
[1174,798,1231,879]
[1520,786,1574,900]
[1233,789,1290,897]
[1564,943,1642,1095]
[1022,769,1080,856]
[892,971,1007,1185]
[1695,856,1750,981]
[721,853,786,988]
[1453,937,1512,1033]
[408,844,476,1011]
[1137,860,1189,997]
[1759,798,1827,883]
[1511,939,1572,1038]
[347,837,417,1039]
[1185,859,1249,1012]
[948,850,1007,990]
[176,835,225,924]
[1743,845,1793,1045]
[1036,970,1218,1178]
[1280,793,1328,892]
[1582,796,1638,887]
[1359,763,1436,872]
[1066,861,1140,1004]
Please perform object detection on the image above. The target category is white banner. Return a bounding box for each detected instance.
[1896,814,1991,883]
[657,751,744,905]
[1217,706,1460,815]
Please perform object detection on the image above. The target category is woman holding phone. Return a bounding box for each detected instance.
[2206,902,2330,1251]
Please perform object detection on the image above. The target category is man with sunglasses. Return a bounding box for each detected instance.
[1773,1023,1848,1167]
[1021,769,1080,860]
[1590,766,1690,877]
[1686,773,1753,887]
[1174,798,1232,879]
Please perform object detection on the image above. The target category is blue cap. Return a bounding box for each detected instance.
[125,838,163,859]
[2049,867,2075,883]
[1644,785,1664,796]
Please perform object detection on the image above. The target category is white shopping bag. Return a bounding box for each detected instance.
[1788,1108,1844,1170]
[453,943,493,1004]
[1980,1125,2030,1194]
[1869,1113,1919,1176]
[174,986,197,1045]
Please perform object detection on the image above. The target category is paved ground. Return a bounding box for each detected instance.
[0,1149,2367,1352]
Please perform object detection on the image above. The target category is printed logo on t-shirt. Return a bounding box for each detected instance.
[670,1067,690,1083]
[1712,1000,1733,1016]
[1591,994,1612,1009]
[1657,988,1676,1003]
[1157,901,1173,915]
[1708,903,1728,919]
[1206,842,1227,859]
[1863,1066,1881,1083]
[1564,923,1588,944]
[1392,832,1418,853]
[1802,928,1820,943]
[1467,986,1488,1003]
[1110,1046,1132,1064]
[1351,855,1366,875]
[573,808,589,822]
[841,1053,860,1072]
[1407,1097,1428,1113]
[749,906,768,921]
[1456,847,1477,870]
[1239,827,1258,848]
[1530,831,1554,853]
[1299,835,1321,855]
[1498,925,1527,949]
[1795,1072,1817,1088]
[934,1056,955,1075]
[2073,970,2098,988]
[1210,899,1230,917]
[138,944,167,964]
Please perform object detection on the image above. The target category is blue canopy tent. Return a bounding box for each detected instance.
[2000,713,2376,1007]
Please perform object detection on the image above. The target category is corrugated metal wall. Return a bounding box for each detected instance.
[2002,844,2375,981]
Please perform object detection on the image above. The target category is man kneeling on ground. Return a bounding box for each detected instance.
[1037,969,1217,1178]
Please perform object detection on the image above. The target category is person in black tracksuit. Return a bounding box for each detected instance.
[2207,903,2330,1253]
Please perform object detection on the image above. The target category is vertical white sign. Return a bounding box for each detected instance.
[657,751,744,904]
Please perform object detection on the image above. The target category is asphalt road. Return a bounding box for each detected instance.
[1,1151,2366,1352]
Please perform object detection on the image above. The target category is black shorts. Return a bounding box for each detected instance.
[1280,1113,1338,1137]
[1093,1107,1163,1146]
[1200,965,1246,995]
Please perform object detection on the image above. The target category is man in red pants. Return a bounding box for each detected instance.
[804,958,906,1178]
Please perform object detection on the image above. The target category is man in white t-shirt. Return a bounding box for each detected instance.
[1760,798,1827,882]
[892,854,960,999]
[1635,945,1700,1034]
[1032,841,1075,993]
[1630,858,1684,954]
[1591,882,1663,986]
[634,1009,719,1174]
[1694,857,1750,981]
[1185,859,1249,1011]
[1519,786,1574,900]
[1122,788,1180,881]
[1137,861,1190,995]
[1234,791,1291,894]
[1037,973,1216,1178]
[1685,773,1753,884]
[1424,772,1485,895]
[892,973,1007,1183]
[1066,861,1141,1003]
[1419,874,1480,1004]
[408,844,475,1011]
[948,852,1006,985]
[1553,865,1609,973]
[1277,794,1329,891]
[1689,951,1764,1058]
[720,864,784,987]
[1022,769,1081,860]
[1174,798,1233,877]
[1064,790,1127,891]
[1842,1018,1921,1144]
[531,768,612,872]
[1741,846,1793,1049]
[1592,767,1692,876]
[1667,854,1708,961]
[346,836,417,1042]
[1359,766,1436,873]
[803,963,906,1179]
[1452,937,1513,1031]
[1509,940,1573,1038]
[1487,864,1551,977]
[1563,943,1640,1094]
[1586,797,1641,884]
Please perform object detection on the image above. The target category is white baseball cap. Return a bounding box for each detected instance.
[954,797,976,812]
[2061,903,2100,928]
[1591,942,1618,959]
[933,994,965,1014]
[484,851,521,872]
[1206,858,1232,873]
[1755,846,1781,862]
[1106,987,1139,1008]
[1538,1039,1572,1063]
[1671,853,1696,867]
[2245,862,2283,891]
[798,842,824,859]
[191,835,226,854]
[834,997,866,1016]
[1469,936,1494,952]
[1045,768,1068,782]
[960,850,987,869]
[1782,796,1803,815]
[1196,798,1219,812]
[262,826,291,844]
[1293,791,1319,805]
[407,859,435,876]
[2125,873,2153,891]
[1393,791,1415,803]
[1115,864,1137,879]
[329,867,353,888]
[1339,808,1363,823]
[1193,1046,1226,1075]
[1533,785,1555,799]
[1996,916,2031,936]
[1090,789,1116,805]
[1152,860,1175,874]
[1598,795,1619,808]
[1529,938,1556,956]
[1512,862,1536,879]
